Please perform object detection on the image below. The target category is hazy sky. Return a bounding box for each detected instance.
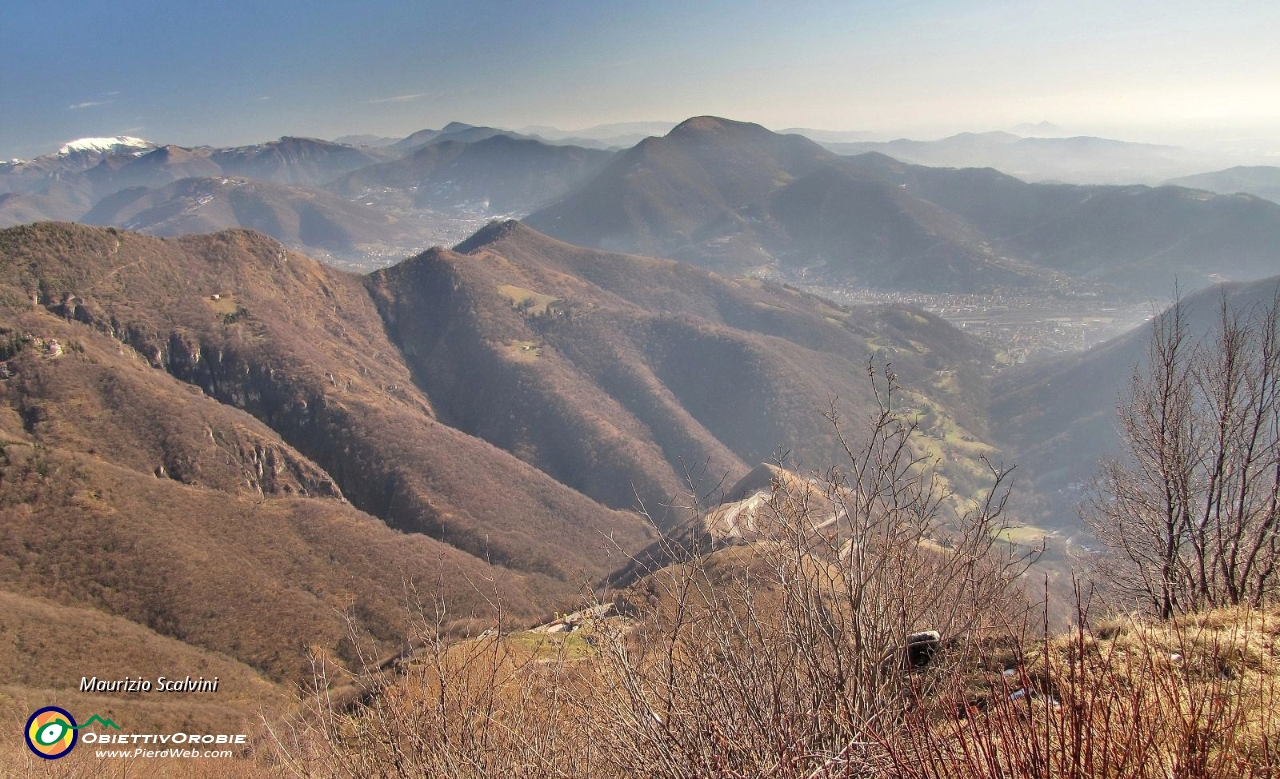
[3,0,1278,159]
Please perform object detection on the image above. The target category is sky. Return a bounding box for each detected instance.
[3,0,1279,159]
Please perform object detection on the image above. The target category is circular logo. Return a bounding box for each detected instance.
[25,707,78,759]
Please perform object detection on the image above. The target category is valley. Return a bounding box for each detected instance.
[788,282,1151,361]
[2,113,1279,775]
[8,3,1280,772]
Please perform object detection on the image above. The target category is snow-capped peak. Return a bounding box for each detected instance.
[57,136,153,156]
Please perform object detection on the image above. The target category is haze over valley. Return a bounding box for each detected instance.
[6,114,1278,359]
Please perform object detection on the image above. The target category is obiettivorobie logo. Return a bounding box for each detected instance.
[24,706,246,761]
[24,707,121,759]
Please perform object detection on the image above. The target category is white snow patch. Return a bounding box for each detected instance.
[57,136,153,155]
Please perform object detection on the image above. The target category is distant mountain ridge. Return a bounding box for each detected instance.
[527,117,1280,296]
[526,116,837,261]
[0,129,618,266]
[0,136,161,196]
[818,131,1247,185]
[389,122,538,153]
[5,118,1280,288]
[0,136,396,201]
[517,121,679,149]
[1165,166,1280,205]
[56,136,154,156]
[334,134,612,214]
[81,176,417,259]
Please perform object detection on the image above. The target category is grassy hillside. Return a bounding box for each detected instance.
[247,448,1279,777]
[247,431,1280,778]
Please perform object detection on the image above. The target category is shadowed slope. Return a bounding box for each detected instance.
[992,275,1280,530]
[81,176,416,260]
[333,135,612,214]
[0,223,652,585]
[369,221,998,520]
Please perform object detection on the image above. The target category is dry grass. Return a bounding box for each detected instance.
[250,372,1038,778]
[887,603,1280,778]
[496,283,561,316]
[6,601,1274,778]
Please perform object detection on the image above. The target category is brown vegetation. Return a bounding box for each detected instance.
[890,604,1280,778]
[0,222,653,738]
[1085,292,1280,617]
[373,220,998,517]
[259,366,1035,777]
[240,366,1280,778]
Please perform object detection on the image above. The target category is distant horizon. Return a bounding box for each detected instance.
[9,115,1280,164]
[4,0,1278,160]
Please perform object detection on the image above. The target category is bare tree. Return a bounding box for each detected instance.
[268,364,1035,777]
[582,364,1033,776]
[1086,291,1280,618]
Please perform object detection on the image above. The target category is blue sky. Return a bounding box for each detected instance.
[3,0,1278,158]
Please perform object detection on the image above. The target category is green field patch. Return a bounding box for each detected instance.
[753,301,790,312]
[994,525,1052,546]
[505,629,595,660]
[497,284,561,316]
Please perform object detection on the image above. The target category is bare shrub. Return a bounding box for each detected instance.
[887,595,1280,779]
[265,365,1036,777]
[577,365,1032,777]
[261,593,594,779]
[1086,292,1280,618]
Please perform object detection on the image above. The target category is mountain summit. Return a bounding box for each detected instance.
[524,116,834,259]
[526,118,1280,295]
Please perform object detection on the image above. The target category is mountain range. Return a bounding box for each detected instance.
[80,176,416,263]
[816,131,1248,185]
[5,111,1280,755]
[333,134,612,215]
[0,217,1009,728]
[1165,165,1280,205]
[5,119,1280,299]
[528,117,1280,296]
